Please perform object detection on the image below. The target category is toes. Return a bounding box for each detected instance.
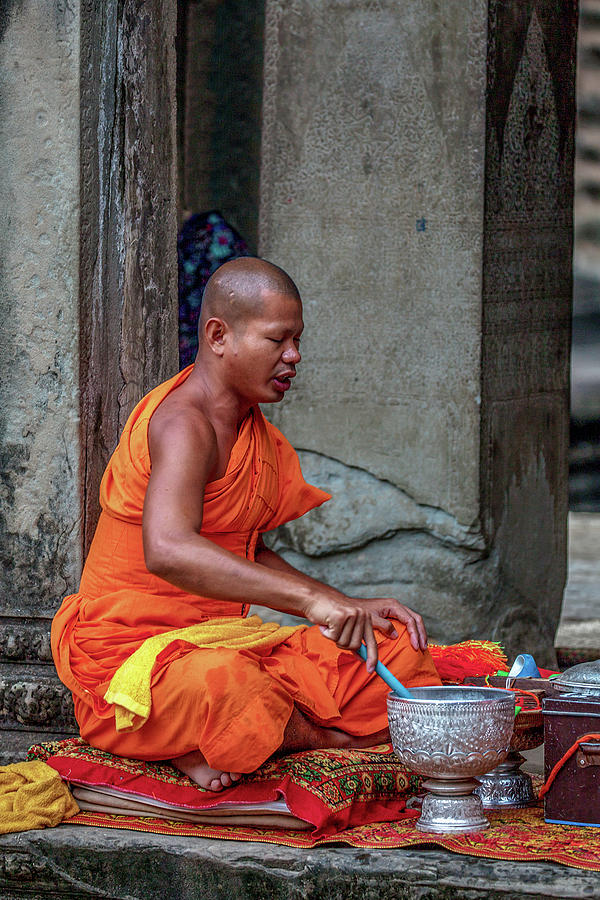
[209,777,224,792]
[220,773,233,788]
[231,773,241,782]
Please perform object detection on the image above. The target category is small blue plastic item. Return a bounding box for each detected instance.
[506,653,541,687]
[356,643,414,699]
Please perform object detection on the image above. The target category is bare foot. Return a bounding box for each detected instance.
[172,714,389,789]
[280,707,390,755]
[172,750,241,791]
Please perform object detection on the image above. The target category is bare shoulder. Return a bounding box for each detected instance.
[148,391,217,471]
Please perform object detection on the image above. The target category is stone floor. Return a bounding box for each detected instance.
[0,730,593,899]
[1,816,600,900]
[555,512,600,667]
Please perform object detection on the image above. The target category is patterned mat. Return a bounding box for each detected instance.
[64,801,600,871]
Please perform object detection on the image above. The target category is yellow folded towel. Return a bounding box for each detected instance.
[104,614,304,732]
[0,760,79,834]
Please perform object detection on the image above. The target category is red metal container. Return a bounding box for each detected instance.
[542,694,600,827]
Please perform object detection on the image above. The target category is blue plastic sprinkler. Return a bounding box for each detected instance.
[356,643,414,699]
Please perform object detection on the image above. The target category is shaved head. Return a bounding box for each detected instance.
[200,258,300,330]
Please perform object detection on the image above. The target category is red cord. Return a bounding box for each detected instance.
[514,689,542,711]
[539,733,600,799]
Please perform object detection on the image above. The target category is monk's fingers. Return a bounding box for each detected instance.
[402,608,427,651]
[318,607,344,641]
[415,614,428,650]
[391,605,427,652]
[319,611,347,642]
[372,598,427,648]
[363,619,379,673]
[335,612,366,650]
[371,614,399,639]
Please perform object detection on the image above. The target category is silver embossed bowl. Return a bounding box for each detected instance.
[387,686,515,833]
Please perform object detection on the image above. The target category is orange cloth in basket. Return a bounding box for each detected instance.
[51,366,440,771]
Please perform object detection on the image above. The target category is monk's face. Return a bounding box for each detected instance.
[227,290,303,404]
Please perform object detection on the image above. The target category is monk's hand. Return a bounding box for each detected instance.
[310,594,427,674]
[365,599,428,654]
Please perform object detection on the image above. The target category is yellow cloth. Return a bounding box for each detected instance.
[0,760,79,834]
[104,614,304,732]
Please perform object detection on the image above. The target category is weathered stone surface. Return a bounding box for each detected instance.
[0,619,78,762]
[259,0,575,661]
[265,530,496,643]
[265,528,558,660]
[0,0,179,754]
[282,452,486,555]
[0,617,53,664]
[0,618,78,763]
[0,0,81,611]
[80,0,179,554]
[555,511,600,664]
[0,668,75,731]
[480,3,574,659]
[0,729,74,768]
[1,825,600,899]
[261,0,487,526]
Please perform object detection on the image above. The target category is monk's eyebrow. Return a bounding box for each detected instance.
[265,323,303,336]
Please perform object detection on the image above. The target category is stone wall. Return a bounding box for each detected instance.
[0,1,82,761]
[0,0,179,763]
[80,0,179,554]
[570,0,600,508]
[258,0,575,663]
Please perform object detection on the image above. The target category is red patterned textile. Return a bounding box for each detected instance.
[63,803,600,872]
[27,739,420,838]
[27,742,600,871]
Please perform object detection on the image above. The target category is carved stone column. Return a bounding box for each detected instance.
[259,0,576,664]
[80,0,179,557]
[0,0,178,762]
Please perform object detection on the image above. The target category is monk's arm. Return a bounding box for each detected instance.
[254,538,427,651]
[254,538,339,593]
[143,409,426,668]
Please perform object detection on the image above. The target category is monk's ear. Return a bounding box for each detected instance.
[204,317,228,356]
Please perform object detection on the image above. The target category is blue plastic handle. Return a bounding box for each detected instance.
[356,643,414,699]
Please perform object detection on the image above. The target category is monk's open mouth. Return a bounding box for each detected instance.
[272,376,292,392]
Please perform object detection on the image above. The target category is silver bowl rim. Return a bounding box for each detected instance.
[386,686,515,704]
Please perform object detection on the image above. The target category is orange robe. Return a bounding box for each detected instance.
[51,366,440,772]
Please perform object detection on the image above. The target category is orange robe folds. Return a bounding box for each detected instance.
[51,366,440,772]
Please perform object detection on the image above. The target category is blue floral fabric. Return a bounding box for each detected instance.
[178,211,249,368]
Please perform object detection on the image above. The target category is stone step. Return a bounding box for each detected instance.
[577,95,600,124]
[575,218,600,243]
[1,823,600,899]
[576,143,600,163]
[579,45,600,68]
[575,181,600,202]
[581,7,600,30]
[555,513,600,659]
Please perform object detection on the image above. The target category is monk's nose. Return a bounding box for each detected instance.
[282,344,301,364]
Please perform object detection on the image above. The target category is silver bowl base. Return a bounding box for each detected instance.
[474,752,536,809]
[416,778,489,834]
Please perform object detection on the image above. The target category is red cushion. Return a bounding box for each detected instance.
[27,738,421,837]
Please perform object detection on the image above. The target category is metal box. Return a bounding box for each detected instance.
[542,694,600,827]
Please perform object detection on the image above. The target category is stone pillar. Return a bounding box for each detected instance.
[259,0,576,664]
[80,0,178,555]
[0,0,178,762]
[0,1,81,762]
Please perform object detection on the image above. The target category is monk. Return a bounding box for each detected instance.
[52,257,441,792]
